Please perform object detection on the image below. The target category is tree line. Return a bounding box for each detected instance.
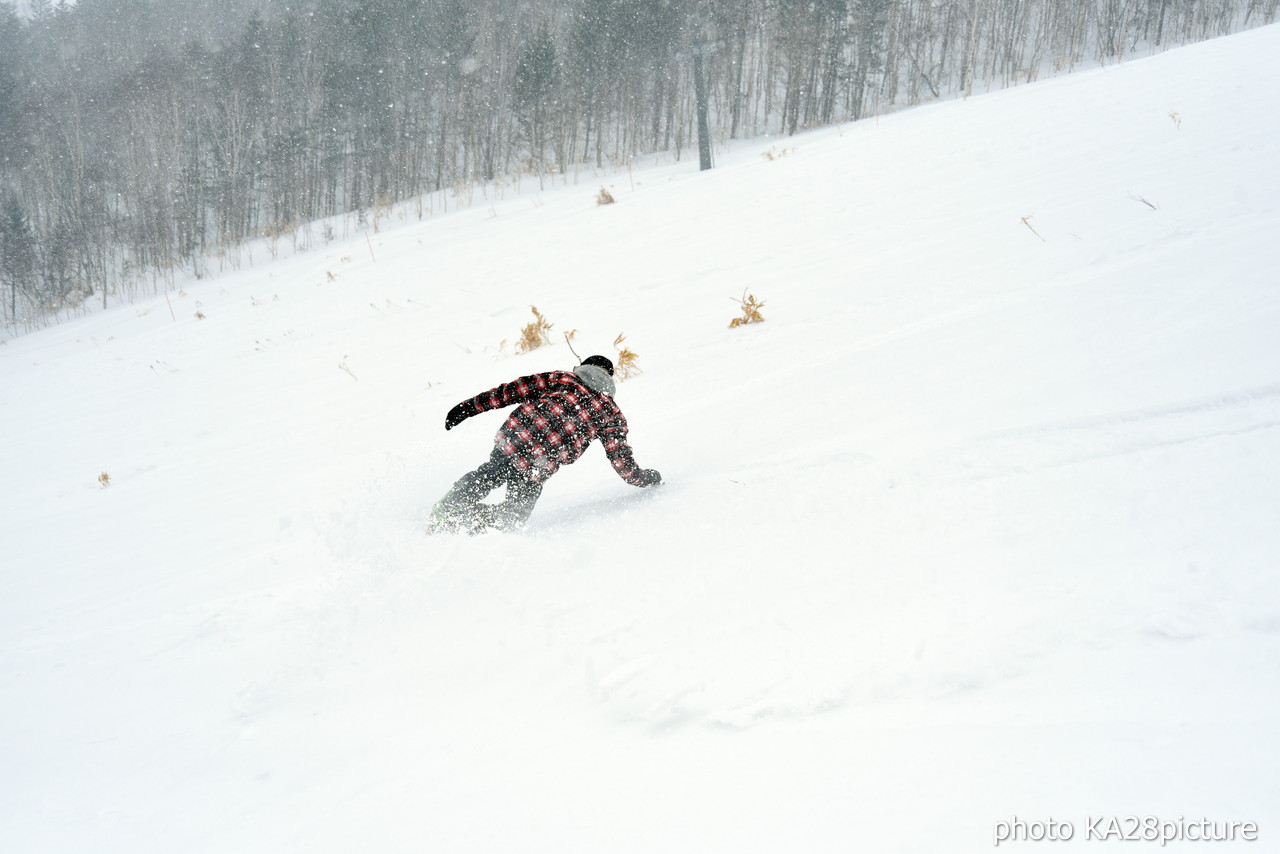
[1,0,1274,328]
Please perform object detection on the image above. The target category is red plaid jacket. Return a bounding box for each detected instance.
[455,370,646,484]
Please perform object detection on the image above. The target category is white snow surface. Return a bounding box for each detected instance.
[4,26,1279,854]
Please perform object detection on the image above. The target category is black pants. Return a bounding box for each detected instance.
[441,448,544,530]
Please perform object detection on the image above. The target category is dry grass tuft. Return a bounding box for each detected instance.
[1020,214,1046,242]
[516,306,555,353]
[98,471,111,488]
[728,291,766,328]
[613,333,641,381]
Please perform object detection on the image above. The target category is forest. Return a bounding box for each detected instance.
[1,0,1275,327]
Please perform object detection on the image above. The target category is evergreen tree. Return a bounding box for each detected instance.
[1,191,38,322]
[0,5,22,163]
[514,22,560,176]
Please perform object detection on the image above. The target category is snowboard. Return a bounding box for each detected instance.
[426,494,499,536]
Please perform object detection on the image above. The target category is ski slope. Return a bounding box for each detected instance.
[3,25,1279,853]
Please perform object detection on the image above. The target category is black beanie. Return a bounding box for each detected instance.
[581,354,614,376]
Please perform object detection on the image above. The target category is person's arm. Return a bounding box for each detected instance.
[445,372,557,430]
[600,416,661,487]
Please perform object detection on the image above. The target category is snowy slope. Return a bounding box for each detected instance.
[3,25,1279,853]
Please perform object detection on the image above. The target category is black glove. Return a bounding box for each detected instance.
[444,402,473,431]
[639,469,662,487]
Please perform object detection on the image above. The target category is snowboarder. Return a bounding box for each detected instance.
[429,355,662,534]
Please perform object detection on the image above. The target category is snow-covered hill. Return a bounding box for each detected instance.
[3,24,1279,854]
